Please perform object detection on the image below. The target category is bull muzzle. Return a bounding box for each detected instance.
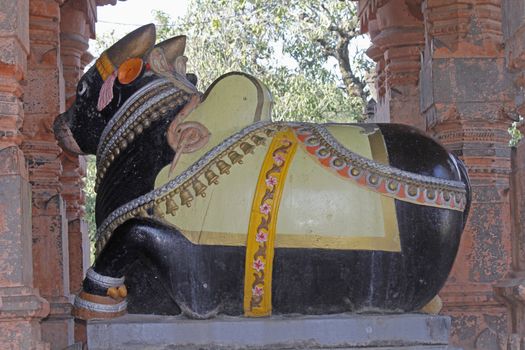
[53,110,85,155]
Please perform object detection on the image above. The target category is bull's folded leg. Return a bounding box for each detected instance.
[73,268,128,320]
[75,219,228,319]
[74,218,180,319]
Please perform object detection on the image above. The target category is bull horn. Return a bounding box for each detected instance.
[103,23,156,70]
[154,35,186,62]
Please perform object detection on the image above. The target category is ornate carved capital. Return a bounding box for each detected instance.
[360,0,425,126]
[358,0,422,33]
[0,0,29,149]
[423,0,504,58]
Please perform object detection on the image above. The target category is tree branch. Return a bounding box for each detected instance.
[335,36,368,102]
[316,38,336,57]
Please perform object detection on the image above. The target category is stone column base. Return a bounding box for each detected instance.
[87,313,460,350]
[0,286,50,350]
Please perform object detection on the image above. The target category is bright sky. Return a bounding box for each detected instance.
[92,0,188,54]
[96,0,187,29]
[93,1,371,76]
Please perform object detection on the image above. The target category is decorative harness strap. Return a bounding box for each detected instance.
[244,128,298,317]
[94,122,467,256]
[295,125,467,211]
[95,79,192,191]
[94,121,277,255]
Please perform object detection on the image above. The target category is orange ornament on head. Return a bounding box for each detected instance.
[118,57,144,85]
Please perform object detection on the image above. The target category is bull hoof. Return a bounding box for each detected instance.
[420,295,443,315]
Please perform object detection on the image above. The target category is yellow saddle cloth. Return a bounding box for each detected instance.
[153,73,400,253]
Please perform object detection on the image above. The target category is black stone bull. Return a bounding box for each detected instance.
[53,24,471,319]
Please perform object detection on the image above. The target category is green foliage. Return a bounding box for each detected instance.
[87,1,373,251]
[84,155,97,262]
[509,117,524,147]
[151,0,371,122]
[94,1,371,122]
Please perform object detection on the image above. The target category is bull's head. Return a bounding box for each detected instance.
[54,23,197,155]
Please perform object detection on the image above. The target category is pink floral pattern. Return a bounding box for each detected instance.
[265,176,278,188]
[273,154,285,166]
[259,202,271,215]
[253,258,265,272]
[256,230,268,243]
[252,285,264,297]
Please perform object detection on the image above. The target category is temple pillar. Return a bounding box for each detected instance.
[421,1,515,349]
[60,0,96,345]
[21,0,75,348]
[362,0,425,128]
[0,0,50,348]
[365,19,386,120]
[492,1,525,348]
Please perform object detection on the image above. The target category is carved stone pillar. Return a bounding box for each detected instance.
[21,0,74,348]
[365,19,387,120]
[360,0,425,128]
[501,1,525,121]
[422,1,515,349]
[0,0,50,348]
[494,143,525,349]
[60,0,96,345]
[493,1,525,348]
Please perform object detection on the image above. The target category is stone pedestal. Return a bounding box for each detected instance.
[87,313,458,350]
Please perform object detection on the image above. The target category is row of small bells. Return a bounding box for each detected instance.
[96,130,272,254]
[152,135,265,218]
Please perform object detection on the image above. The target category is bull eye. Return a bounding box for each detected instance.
[77,81,88,96]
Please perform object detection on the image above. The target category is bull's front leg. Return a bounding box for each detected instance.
[74,218,176,319]
[74,218,227,319]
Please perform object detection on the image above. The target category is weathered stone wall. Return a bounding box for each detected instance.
[423,1,514,349]
[23,1,73,347]
[493,0,525,348]
[0,0,96,348]
[358,0,520,349]
[0,0,50,349]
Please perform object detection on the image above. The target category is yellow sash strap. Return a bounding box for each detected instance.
[243,128,298,317]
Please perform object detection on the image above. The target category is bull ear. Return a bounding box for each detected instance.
[154,35,186,63]
[105,23,156,67]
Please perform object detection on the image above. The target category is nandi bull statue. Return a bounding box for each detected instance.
[54,24,471,320]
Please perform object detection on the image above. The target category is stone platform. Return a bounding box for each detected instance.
[87,313,460,349]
